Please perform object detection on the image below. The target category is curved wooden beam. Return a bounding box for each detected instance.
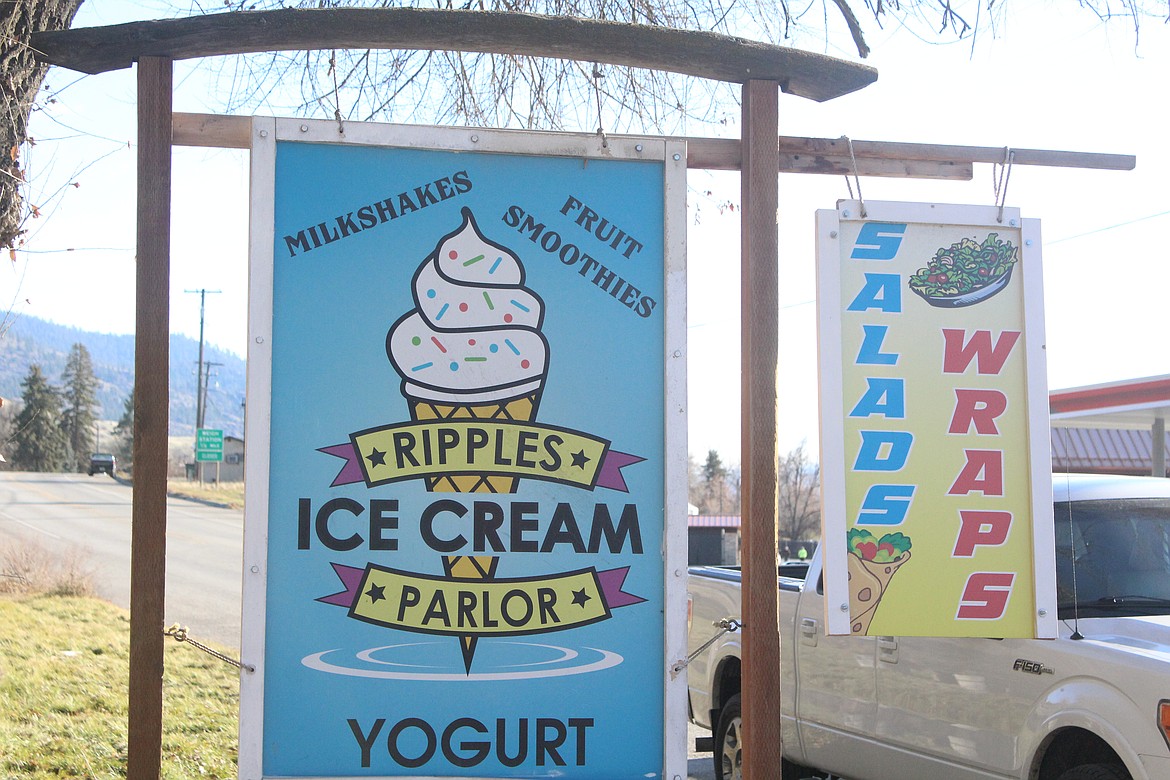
[30,7,876,101]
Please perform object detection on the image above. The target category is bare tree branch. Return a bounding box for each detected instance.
[831,0,871,57]
[778,442,820,543]
[2,0,84,250]
[5,0,1169,252]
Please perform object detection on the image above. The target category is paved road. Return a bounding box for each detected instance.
[687,721,717,779]
[0,470,719,777]
[0,471,244,648]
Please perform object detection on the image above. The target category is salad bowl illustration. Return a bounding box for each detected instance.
[908,233,1018,308]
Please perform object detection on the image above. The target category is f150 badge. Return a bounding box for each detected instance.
[1013,658,1054,675]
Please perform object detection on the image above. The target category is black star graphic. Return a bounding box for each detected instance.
[570,450,590,469]
[365,584,386,603]
[366,447,387,467]
[571,588,591,607]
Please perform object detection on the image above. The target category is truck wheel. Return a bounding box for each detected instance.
[1057,764,1130,780]
[714,693,742,780]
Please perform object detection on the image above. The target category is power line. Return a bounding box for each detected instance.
[1048,209,1170,245]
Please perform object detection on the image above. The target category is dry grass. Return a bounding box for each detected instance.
[0,595,239,779]
[0,539,95,597]
[166,480,245,510]
[0,539,239,778]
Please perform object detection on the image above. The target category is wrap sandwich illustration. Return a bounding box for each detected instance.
[847,529,912,636]
[386,206,550,494]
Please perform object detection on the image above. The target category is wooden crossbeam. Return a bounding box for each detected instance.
[31,8,877,102]
[172,112,1133,179]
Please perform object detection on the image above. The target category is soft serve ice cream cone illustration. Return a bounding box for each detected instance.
[386,207,549,494]
[386,206,551,671]
[846,529,912,636]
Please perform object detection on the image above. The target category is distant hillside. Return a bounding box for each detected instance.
[0,315,245,438]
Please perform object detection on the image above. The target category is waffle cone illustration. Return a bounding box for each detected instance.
[444,554,500,672]
[383,207,552,673]
[846,529,913,636]
[387,207,550,496]
[408,389,543,493]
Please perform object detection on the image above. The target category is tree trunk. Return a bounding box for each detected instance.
[2,0,85,250]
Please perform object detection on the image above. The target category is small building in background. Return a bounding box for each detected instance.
[187,436,245,482]
[688,515,740,565]
[218,436,245,482]
[1050,375,1169,478]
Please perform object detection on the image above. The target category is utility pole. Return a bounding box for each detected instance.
[185,288,220,482]
[201,361,223,430]
[195,360,224,485]
[201,360,223,485]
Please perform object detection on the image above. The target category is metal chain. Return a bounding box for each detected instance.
[994,146,1015,224]
[845,136,867,218]
[592,63,608,149]
[329,50,345,137]
[164,623,254,672]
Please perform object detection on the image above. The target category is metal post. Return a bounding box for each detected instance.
[130,55,172,780]
[740,78,782,777]
[1154,416,1166,478]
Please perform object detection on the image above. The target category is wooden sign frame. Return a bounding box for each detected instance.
[27,12,1135,778]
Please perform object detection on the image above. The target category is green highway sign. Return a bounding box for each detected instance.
[196,428,223,448]
[196,428,224,462]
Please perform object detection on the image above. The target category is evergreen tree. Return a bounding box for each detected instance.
[11,365,69,472]
[701,449,728,514]
[113,388,134,468]
[61,342,99,471]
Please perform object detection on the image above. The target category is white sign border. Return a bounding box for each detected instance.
[816,199,1056,639]
[241,117,687,780]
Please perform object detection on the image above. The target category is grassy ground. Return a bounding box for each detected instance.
[0,594,239,778]
[165,480,245,510]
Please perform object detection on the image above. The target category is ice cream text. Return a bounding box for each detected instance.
[296,498,644,554]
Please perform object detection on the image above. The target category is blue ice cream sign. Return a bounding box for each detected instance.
[242,122,684,779]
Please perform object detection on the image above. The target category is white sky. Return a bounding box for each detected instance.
[7,2,1169,465]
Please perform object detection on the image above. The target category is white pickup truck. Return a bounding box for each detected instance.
[686,474,1170,780]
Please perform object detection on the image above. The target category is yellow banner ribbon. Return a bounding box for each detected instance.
[351,421,610,489]
[350,566,611,637]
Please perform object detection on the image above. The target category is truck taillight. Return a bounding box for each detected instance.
[1159,700,1170,751]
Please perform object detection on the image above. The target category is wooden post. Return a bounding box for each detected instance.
[740,79,782,776]
[129,55,172,780]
